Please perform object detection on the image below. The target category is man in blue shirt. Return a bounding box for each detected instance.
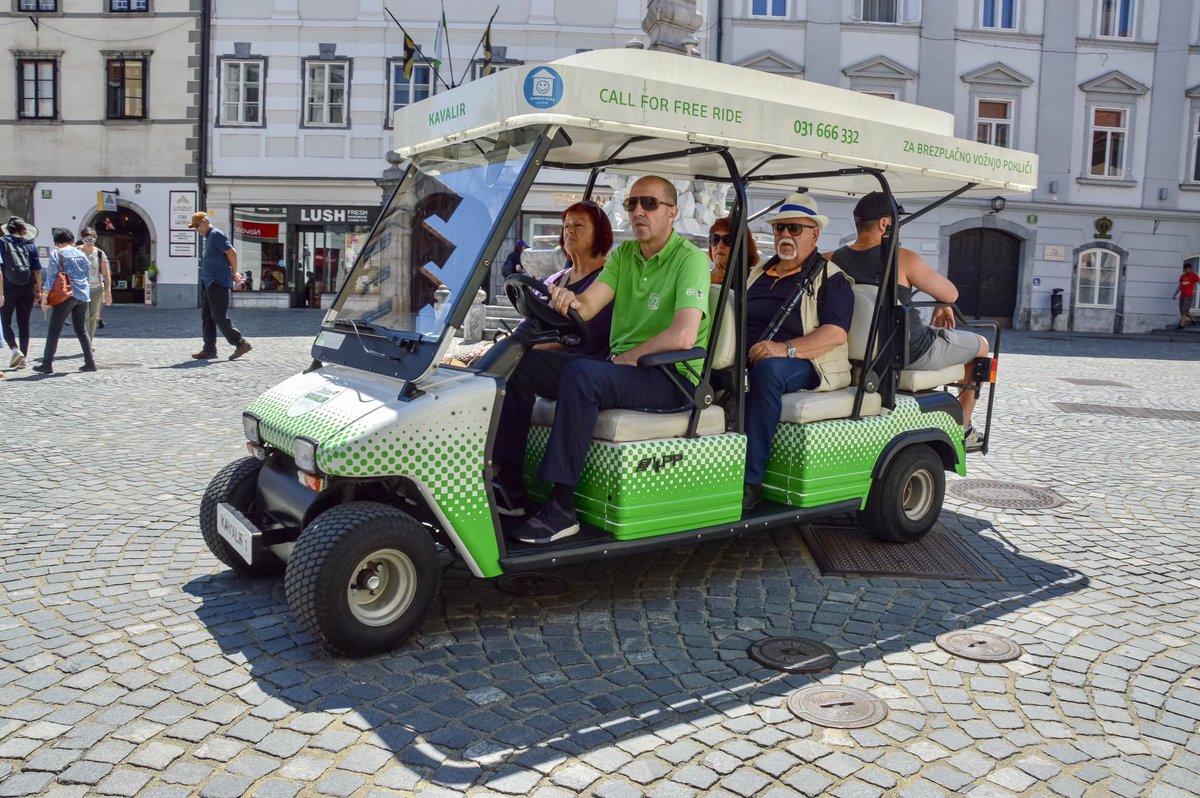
[190,211,252,360]
[33,228,95,374]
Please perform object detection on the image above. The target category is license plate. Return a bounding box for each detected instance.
[216,503,256,564]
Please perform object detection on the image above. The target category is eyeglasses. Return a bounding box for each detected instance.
[771,222,818,235]
[709,233,733,247]
[622,196,675,213]
[82,237,96,243]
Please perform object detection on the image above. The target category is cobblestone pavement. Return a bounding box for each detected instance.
[1,306,1199,798]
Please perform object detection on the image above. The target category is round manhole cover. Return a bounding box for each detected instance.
[749,637,838,674]
[787,686,888,729]
[936,630,1022,662]
[495,572,571,598]
[946,479,1066,509]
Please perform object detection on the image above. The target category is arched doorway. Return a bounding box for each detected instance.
[948,228,1021,326]
[88,204,152,304]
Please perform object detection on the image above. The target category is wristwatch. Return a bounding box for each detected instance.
[786,343,797,358]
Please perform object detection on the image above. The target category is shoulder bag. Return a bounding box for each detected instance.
[46,268,73,307]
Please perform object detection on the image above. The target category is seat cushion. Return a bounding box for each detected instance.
[899,363,964,392]
[532,397,726,442]
[779,387,883,424]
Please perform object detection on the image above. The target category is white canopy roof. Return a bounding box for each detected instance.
[392,49,1038,198]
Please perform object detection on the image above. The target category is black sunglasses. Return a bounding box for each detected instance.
[709,233,733,247]
[772,222,818,235]
[622,196,675,213]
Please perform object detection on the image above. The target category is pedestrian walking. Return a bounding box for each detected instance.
[1172,262,1198,329]
[33,228,96,374]
[1,216,42,369]
[77,227,112,342]
[501,240,528,278]
[188,211,252,361]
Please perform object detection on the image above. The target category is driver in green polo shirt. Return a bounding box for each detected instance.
[506,175,711,545]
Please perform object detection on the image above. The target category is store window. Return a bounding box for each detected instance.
[105,57,146,119]
[219,59,264,126]
[232,207,288,293]
[975,99,1012,147]
[981,0,1016,29]
[859,0,920,23]
[17,58,57,120]
[750,0,787,17]
[1076,248,1119,307]
[1088,106,1126,178]
[304,60,349,128]
[1097,0,1135,38]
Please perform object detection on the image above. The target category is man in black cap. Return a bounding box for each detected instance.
[829,192,989,447]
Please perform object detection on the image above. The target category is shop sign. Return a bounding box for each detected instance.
[286,205,378,226]
[235,221,280,240]
[169,191,198,231]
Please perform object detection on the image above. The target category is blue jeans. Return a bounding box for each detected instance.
[745,357,818,485]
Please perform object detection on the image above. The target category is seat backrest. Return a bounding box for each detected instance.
[847,284,878,362]
[708,285,737,370]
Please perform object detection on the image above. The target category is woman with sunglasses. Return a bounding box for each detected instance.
[707,216,759,285]
[741,193,854,511]
[77,227,112,342]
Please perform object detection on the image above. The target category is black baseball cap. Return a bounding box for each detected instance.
[853,192,906,223]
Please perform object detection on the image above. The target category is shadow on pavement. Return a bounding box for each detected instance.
[1003,329,1200,361]
[19,305,326,341]
[183,508,1086,790]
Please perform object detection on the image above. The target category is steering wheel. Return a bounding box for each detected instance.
[503,273,590,349]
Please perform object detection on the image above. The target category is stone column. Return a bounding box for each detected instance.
[642,0,702,56]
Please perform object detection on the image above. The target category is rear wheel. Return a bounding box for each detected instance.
[859,444,945,543]
[199,456,284,576]
[285,501,440,657]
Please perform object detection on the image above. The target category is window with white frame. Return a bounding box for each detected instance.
[1192,112,1200,183]
[1076,248,1119,307]
[859,0,920,23]
[220,59,264,126]
[860,90,898,100]
[750,0,787,17]
[305,60,348,127]
[1097,0,1134,38]
[1088,106,1126,178]
[388,60,432,124]
[975,98,1012,147]
[109,0,148,10]
[18,1,58,10]
[981,0,1016,29]
[17,58,57,119]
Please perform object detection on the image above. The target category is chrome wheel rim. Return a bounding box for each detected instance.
[346,549,418,627]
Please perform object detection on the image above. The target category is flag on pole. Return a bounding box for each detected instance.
[401,32,417,80]
[481,21,493,77]
[433,4,448,69]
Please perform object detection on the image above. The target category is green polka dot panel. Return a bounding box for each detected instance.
[764,396,963,507]
[524,429,745,540]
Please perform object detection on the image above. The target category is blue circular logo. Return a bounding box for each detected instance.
[524,67,563,109]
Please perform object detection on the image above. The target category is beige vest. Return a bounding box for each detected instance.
[748,257,853,392]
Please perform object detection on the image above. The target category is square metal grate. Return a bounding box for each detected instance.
[1059,378,1131,388]
[801,523,999,581]
[1053,402,1200,421]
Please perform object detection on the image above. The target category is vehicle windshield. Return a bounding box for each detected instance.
[323,128,544,340]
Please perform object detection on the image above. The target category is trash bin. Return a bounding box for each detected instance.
[1050,288,1063,318]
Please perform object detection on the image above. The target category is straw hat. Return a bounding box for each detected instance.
[766,192,828,230]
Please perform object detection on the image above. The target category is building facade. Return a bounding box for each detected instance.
[714,0,1200,332]
[0,0,203,309]
[206,0,670,308]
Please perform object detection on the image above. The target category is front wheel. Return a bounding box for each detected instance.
[199,456,284,576]
[859,444,945,543]
[285,501,440,657]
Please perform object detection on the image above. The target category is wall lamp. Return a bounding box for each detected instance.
[1158,187,1169,201]
[989,196,1006,214]
[1049,180,1059,194]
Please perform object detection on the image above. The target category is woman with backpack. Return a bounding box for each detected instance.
[1,216,42,369]
[77,227,113,342]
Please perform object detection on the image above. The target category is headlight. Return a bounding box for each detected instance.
[294,437,320,473]
[242,412,262,445]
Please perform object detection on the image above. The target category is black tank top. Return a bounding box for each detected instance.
[832,244,934,362]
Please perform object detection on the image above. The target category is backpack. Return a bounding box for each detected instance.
[1,236,32,286]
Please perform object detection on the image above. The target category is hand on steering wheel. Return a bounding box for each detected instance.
[503,273,591,349]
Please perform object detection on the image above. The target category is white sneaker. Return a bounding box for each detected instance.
[9,351,26,369]
[964,425,984,451]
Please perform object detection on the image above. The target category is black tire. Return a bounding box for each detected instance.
[199,456,285,576]
[285,501,440,658]
[859,444,945,543]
